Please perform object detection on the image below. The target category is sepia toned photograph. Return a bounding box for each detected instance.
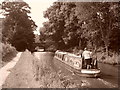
[0,0,119,89]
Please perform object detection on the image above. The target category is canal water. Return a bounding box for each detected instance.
[98,62,118,86]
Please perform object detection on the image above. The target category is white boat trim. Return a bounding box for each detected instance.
[81,69,101,74]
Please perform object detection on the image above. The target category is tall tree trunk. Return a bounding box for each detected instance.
[79,39,81,49]
[105,44,109,56]
[99,18,109,57]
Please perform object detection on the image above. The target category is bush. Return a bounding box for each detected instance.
[103,54,120,65]
[95,52,119,65]
[2,43,17,62]
[45,45,57,52]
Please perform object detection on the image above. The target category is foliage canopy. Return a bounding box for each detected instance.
[2,1,37,51]
[41,2,119,54]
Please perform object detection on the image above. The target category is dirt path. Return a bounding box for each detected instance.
[2,50,41,88]
[0,52,22,89]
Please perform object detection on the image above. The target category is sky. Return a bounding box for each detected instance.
[24,0,57,35]
[0,0,57,35]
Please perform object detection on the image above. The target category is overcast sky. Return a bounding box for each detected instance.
[24,0,57,35]
[25,0,57,26]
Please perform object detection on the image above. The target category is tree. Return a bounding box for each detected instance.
[2,1,37,51]
[91,2,119,54]
[97,2,119,54]
[43,1,119,54]
[75,2,119,54]
[44,2,79,50]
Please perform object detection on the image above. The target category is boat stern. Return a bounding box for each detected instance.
[81,69,101,77]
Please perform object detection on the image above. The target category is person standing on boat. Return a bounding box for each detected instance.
[82,48,92,69]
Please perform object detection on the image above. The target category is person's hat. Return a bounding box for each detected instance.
[84,48,87,50]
